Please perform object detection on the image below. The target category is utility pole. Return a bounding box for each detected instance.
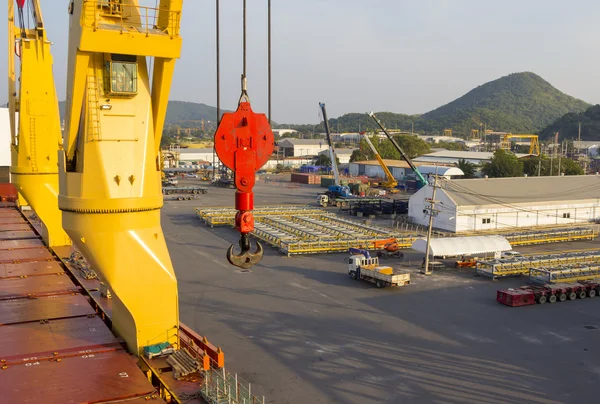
[577,122,581,154]
[423,165,440,275]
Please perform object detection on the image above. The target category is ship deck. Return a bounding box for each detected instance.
[0,202,165,403]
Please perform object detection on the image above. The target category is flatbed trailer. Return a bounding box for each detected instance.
[162,186,207,195]
[163,194,197,201]
[497,280,600,307]
[347,254,410,288]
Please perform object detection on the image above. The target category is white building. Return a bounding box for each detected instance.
[277,138,328,157]
[318,148,356,164]
[178,148,215,164]
[348,161,463,180]
[408,175,600,233]
[0,108,12,182]
[414,150,531,166]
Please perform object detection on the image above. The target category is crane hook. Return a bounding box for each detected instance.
[226,233,263,269]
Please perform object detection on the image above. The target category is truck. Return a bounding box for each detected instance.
[162,186,208,195]
[497,280,600,307]
[347,254,411,288]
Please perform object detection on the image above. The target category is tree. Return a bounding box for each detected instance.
[455,159,477,178]
[437,141,468,151]
[393,135,431,159]
[523,155,584,176]
[314,154,339,167]
[481,149,524,178]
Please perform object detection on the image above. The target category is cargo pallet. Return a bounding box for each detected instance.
[497,280,600,307]
[505,226,597,246]
[529,264,600,284]
[196,206,418,255]
[476,250,600,280]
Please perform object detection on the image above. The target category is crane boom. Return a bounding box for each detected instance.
[319,103,340,185]
[8,0,71,247]
[362,135,398,189]
[367,111,427,187]
[59,0,184,355]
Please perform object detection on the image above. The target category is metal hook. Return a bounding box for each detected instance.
[226,233,263,269]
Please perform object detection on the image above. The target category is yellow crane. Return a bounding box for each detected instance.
[500,133,540,155]
[362,134,399,193]
[8,0,70,247]
[443,128,452,137]
[59,0,183,355]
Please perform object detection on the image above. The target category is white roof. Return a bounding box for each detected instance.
[414,151,530,161]
[318,148,356,155]
[411,235,512,256]
[415,165,464,176]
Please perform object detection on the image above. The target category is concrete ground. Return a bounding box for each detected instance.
[162,178,600,404]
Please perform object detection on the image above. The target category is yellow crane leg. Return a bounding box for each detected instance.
[60,207,178,355]
[8,5,70,248]
[11,172,70,246]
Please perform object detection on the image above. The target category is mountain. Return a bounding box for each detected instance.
[280,72,589,137]
[59,100,225,127]
[421,72,590,134]
[539,104,600,141]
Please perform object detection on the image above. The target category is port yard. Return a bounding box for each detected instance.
[164,177,600,404]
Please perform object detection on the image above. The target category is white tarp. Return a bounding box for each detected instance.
[411,235,512,257]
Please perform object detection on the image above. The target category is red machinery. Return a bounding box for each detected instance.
[214,101,274,268]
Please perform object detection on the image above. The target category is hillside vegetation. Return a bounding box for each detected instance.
[278,72,590,138]
[539,104,600,141]
[422,72,589,134]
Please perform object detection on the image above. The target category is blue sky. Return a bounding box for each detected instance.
[1,0,599,123]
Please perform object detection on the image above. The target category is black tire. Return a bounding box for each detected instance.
[558,293,567,302]
[579,290,587,299]
[177,196,184,201]
[376,280,384,288]
[350,271,358,280]
[548,294,557,304]
[193,190,199,194]
[588,289,597,298]
[568,292,577,301]
[336,201,342,207]
[538,295,547,304]
[341,201,348,207]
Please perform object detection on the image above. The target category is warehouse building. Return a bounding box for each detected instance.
[178,148,215,164]
[408,175,600,233]
[413,150,531,166]
[0,108,12,181]
[317,148,356,164]
[349,160,463,180]
[277,138,328,157]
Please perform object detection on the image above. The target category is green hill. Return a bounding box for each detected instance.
[421,72,590,134]
[539,104,600,141]
[281,72,589,137]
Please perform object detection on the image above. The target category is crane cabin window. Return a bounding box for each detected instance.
[105,55,138,96]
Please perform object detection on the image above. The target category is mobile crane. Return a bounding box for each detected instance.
[361,134,399,193]
[8,0,70,247]
[368,112,428,188]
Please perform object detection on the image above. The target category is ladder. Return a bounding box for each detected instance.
[86,68,102,142]
[29,118,38,172]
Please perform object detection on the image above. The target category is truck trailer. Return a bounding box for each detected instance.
[347,255,410,288]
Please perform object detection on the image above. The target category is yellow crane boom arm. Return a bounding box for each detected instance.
[362,135,398,188]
